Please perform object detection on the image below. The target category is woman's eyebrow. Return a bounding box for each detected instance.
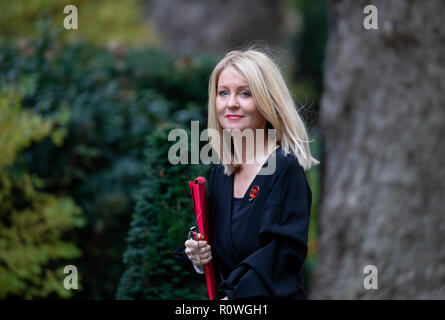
[217,85,250,89]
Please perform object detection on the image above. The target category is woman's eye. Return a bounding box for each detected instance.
[241,91,251,97]
[218,90,228,96]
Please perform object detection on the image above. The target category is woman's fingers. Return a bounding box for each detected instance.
[185,239,208,248]
[199,249,212,264]
[185,240,210,252]
[190,247,211,259]
[184,246,193,256]
[184,233,211,262]
[198,240,207,247]
[199,251,212,264]
[184,238,212,266]
[198,246,210,254]
[200,257,212,265]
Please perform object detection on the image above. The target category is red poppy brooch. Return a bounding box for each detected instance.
[249,185,260,202]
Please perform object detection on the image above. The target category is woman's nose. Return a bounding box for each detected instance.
[227,93,239,107]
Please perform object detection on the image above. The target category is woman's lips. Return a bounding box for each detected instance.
[226,115,245,120]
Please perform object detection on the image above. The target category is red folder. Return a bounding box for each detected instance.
[189,177,218,300]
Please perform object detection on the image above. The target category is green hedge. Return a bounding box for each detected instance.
[0,82,84,299]
[0,17,216,299]
[117,124,209,299]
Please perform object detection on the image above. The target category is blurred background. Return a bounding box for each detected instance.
[1,0,443,300]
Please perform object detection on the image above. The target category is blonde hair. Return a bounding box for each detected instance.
[207,47,319,175]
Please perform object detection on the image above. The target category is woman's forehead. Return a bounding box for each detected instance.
[218,66,249,87]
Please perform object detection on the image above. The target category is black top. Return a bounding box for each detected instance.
[173,146,312,300]
[231,197,243,219]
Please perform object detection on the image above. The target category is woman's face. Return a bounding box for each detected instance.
[215,66,267,132]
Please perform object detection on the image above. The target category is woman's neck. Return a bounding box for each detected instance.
[232,131,277,168]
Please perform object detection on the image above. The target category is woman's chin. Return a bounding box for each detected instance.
[221,121,247,131]
[224,126,247,132]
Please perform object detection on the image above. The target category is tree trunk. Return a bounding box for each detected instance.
[310,0,445,299]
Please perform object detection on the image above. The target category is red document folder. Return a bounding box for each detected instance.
[189,176,218,300]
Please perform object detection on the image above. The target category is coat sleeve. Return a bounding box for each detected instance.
[218,161,311,300]
[173,243,206,280]
[172,165,217,281]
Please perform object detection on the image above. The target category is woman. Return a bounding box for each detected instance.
[174,48,319,300]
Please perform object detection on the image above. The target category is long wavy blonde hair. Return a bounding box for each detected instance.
[207,48,319,175]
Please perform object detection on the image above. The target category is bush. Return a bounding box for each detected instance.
[0,83,84,299]
[0,17,216,298]
[117,124,209,299]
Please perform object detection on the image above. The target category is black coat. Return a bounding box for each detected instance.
[174,146,312,300]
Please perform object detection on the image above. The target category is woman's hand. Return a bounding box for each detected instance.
[184,237,212,267]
